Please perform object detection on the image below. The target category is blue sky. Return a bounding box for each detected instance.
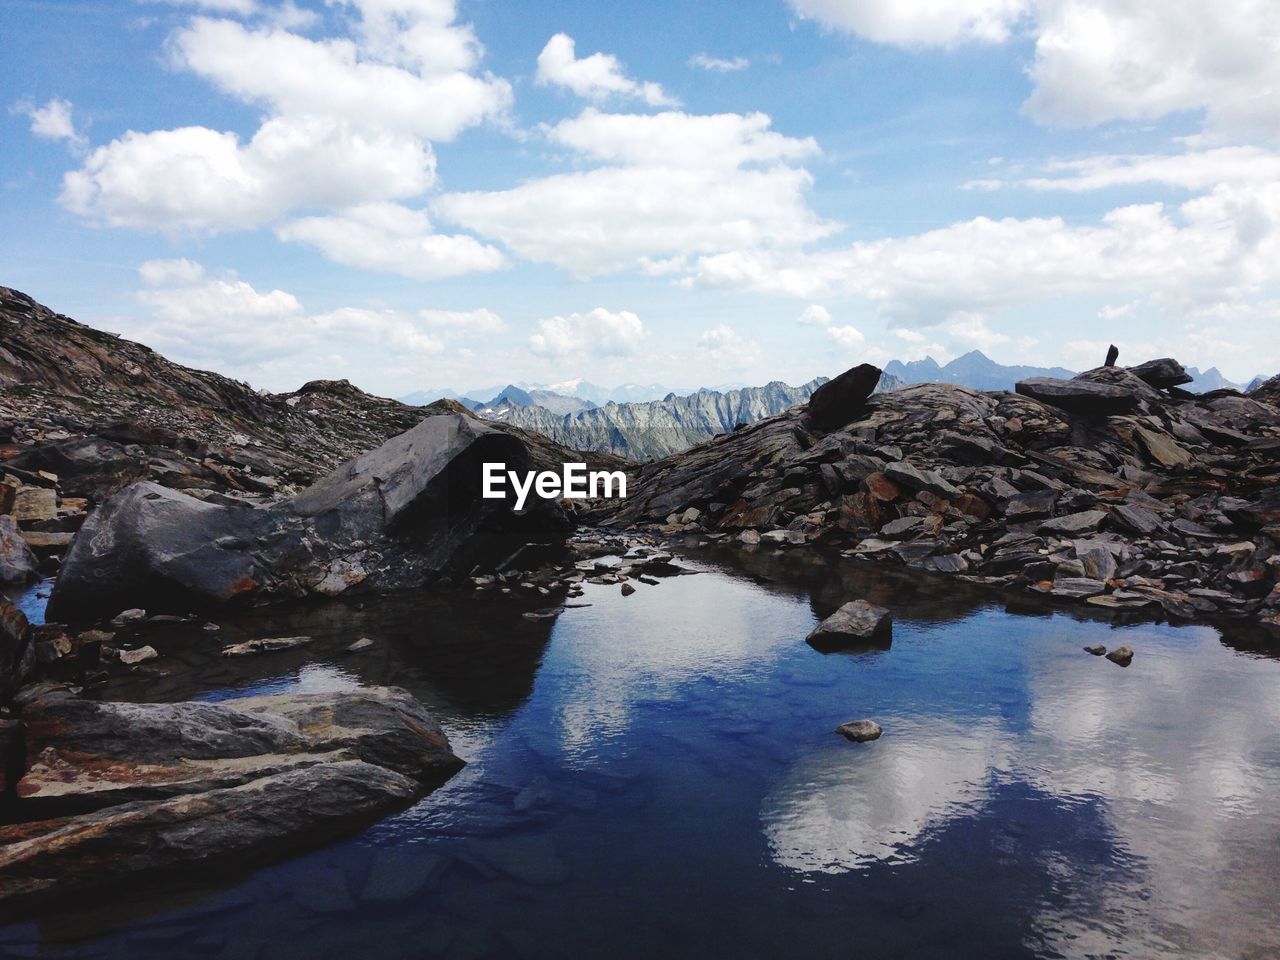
[3,0,1278,397]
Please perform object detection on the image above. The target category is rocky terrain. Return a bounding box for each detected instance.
[480,376,902,460]
[5,281,1280,903]
[599,357,1280,634]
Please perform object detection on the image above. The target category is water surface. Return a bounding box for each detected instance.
[2,548,1278,959]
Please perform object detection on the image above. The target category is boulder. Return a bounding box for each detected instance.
[805,364,882,430]
[1105,645,1134,666]
[1104,345,1119,367]
[48,414,572,621]
[1128,358,1193,389]
[0,516,39,585]
[806,600,892,650]
[0,602,33,706]
[1083,644,1107,656]
[1015,377,1138,415]
[0,685,463,901]
[835,719,883,743]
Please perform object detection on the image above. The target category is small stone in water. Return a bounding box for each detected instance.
[835,719,883,743]
[1083,644,1107,656]
[621,582,636,596]
[1106,645,1134,666]
[346,638,374,653]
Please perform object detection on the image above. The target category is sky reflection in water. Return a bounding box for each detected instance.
[3,552,1278,959]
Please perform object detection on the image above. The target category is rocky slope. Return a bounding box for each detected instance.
[481,376,902,460]
[599,358,1280,633]
[0,286,618,585]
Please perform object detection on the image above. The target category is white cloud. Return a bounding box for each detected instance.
[124,260,481,389]
[826,324,865,349]
[139,258,206,286]
[789,0,1030,47]
[529,308,645,359]
[696,324,760,369]
[418,307,507,336]
[687,180,1280,327]
[17,98,86,147]
[437,108,832,277]
[61,0,510,243]
[797,303,832,326]
[1019,146,1280,192]
[150,0,260,14]
[535,33,678,107]
[64,119,436,230]
[1025,0,1280,138]
[688,53,750,72]
[942,311,1010,350]
[277,203,505,279]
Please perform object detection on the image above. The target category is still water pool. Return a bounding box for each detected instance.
[2,546,1278,959]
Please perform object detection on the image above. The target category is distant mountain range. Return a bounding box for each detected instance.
[475,374,905,461]
[884,351,1077,391]
[398,354,1272,461]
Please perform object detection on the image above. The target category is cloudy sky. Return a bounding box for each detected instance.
[3,0,1279,396]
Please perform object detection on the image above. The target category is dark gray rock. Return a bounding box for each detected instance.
[0,685,463,901]
[1083,644,1107,655]
[1129,358,1193,389]
[48,414,571,621]
[1015,377,1138,415]
[835,719,883,743]
[0,516,39,586]
[806,600,892,650]
[806,364,883,430]
[1105,645,1134,666]
[1004,490,1057,520]
[1038,510,1107,535]
[884,461,958,498]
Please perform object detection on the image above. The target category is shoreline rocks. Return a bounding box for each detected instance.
[0,684,463,903]
[601,360,1280,636]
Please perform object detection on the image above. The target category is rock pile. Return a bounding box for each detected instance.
[602,358,1280,632]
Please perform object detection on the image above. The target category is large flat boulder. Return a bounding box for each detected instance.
[48,413,571,620]
[0,685,463,902]
[1015,377,1139,415]
[1128,358,1193,389]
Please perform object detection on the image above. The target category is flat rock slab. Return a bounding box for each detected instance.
[806,600,892,651]
[0,685,463,903]
[221,636,315,658]
[1015,377,1138,415]
[1038,510,1108,535]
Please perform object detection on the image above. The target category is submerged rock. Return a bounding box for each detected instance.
[1083,644,1107,655]
[835,719,883,743]
[806,600,892,650]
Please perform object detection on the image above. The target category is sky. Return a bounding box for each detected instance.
[2,0,1279,398]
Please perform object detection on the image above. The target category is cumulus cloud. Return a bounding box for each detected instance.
[529,308,645,359]
[277,203,505,280]
[16,98,86,147]
[688,180,1280,327]
[535,33,678,107]
[119,259,529,391]
[696,324,761,369]
[1025,0,1280,138]
[795,303,864,350]
[797,304,832,326]
[437,108,832,277]
[61,0,510,247]
[789,0,1030,47]
[688,53,750,72]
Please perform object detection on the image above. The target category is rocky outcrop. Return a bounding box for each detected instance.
[0,684,462,902]
[600,359,1280,632]
[47,413,573,621]
[1,287,617,576]
[480,375,903,461]
[0,516,38,585]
